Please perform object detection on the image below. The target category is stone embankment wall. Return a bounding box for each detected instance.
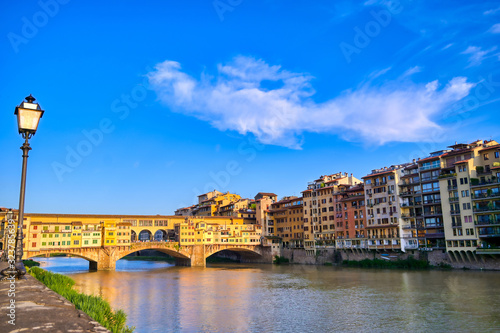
[280,248,500,270]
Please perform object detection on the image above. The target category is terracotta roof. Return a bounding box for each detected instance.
[453,159,471,165]
[417,155,441,163]
[362,169,395,179]
[255,192,277,197]
[479,144,500,152]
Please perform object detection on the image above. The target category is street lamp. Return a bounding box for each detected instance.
[0,95,44,280]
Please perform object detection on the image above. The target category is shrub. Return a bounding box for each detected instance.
[273,255,290,264]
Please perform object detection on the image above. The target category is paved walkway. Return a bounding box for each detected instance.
[0,262,110,333]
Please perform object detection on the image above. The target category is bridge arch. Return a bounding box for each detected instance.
[154,229,168,241]
[205,246,262,261]
[117,247,190,261]
[29,251,99,264]
[138,229,153,241]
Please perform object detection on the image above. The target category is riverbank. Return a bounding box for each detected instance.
[29,267,134,333]
[0,261,111,332]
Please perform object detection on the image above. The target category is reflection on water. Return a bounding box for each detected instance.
[34,257,500,333]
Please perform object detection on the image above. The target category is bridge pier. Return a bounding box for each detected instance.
[191,245,206,267]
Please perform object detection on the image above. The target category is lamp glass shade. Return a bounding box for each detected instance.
[15,102,44,134]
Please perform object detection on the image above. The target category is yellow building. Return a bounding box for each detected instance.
[116,222,132,246]
[102,220,117,246]
[177,217,261,246]
[81,222,101,248]
[70,222,83,248]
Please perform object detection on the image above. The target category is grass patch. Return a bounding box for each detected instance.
[273,255,290,264]
[23,259,40,268]
[29,267,134,333]
[342,256,430,269]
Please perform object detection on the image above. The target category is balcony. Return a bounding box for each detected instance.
[438,172,457,179]
[471,179,500,188]
[425,232,445,239]
[451,223,462,228]
[475,217,500,226]
[476,242,500,254]
[448,185,458,191]
[473,205,500,213]
[448,197,459,203]
[472,192,500,200]
[477,227,500,238]
[450,209,461,215]
[423,199,441,205]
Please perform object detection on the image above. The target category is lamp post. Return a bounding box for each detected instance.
[0,95,44,280]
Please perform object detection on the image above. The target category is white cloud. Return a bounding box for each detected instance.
[462,45,498,66]
[148,56,474,149]
[490,23,500,33]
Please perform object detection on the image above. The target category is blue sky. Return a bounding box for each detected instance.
[1,0,499,214]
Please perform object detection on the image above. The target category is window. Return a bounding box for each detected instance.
[31,242,36,247]
[33,234,37,238]
[74,240,79,245]
[484,153,489,160]
[495,152,499,159]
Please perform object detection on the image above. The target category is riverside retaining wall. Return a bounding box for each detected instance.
[280,248,500,270]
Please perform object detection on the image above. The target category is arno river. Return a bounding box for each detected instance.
[34,257,500,332]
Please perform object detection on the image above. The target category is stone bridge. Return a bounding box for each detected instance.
[26,242,269,270]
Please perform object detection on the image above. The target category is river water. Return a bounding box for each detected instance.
[33,257,500,333]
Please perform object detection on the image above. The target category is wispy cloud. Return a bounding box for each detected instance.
[401,66,422,77]
[490,23,500,33]
[441,43,453,51]
[484,7,500,15]
[462,45,498,66]
[148,57,474,149]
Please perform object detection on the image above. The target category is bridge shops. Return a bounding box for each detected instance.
[0,212,268,269]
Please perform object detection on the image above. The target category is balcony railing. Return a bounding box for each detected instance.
[475,218,500,226]
[473,206,500,213]
[450,209,461,215]
[438,173,457,179]
[448,185,458,190]
[448,197,459,203]
[472,192,500,200]
[471,179,500,187]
